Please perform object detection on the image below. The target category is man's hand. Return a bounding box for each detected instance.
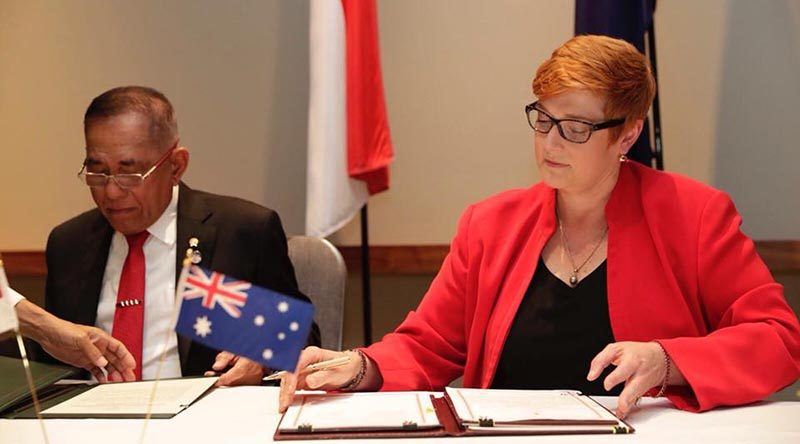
[587,341,683,419]
[16,300,136,382]
[205,351,264,386]
[41,323,137,383]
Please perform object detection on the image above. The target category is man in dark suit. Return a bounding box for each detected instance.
[35,86,319,385]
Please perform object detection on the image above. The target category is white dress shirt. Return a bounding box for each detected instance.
[95,185,182,379]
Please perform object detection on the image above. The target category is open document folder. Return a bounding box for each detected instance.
[274,387,633,440]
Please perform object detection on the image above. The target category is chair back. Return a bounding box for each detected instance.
[287,236,346,351]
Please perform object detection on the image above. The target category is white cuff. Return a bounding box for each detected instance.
[6,287,25,307]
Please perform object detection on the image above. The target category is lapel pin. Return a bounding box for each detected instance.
[188,237,202,264]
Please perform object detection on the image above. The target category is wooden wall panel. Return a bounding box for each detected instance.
[4,241,798,276]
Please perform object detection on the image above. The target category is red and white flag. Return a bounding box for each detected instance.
[0,258,19,334]
[306,0,394,237]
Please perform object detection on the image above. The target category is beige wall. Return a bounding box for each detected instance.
[0,0,311,249]
[334,0,732,244]
[336,0,800,244]
[333,0,573,245]
[714,1,800,238]
[1,0,797,249]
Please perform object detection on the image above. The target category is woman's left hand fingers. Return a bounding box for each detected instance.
[615,377,649,419]
[602,357,637,391]
[592,341,669,419]
[587,343,620,381]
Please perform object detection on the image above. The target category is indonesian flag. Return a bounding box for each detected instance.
[0,258,19,335]
[306,0,394,237]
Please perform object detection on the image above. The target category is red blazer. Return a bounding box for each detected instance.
[363,161,800,412]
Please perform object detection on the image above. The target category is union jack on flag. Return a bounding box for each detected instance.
[174,265,314,371]
[181,266,250,318]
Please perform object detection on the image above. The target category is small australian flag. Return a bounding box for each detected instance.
[174,265,314,371]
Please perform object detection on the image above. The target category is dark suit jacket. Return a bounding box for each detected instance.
[42,183,320,375]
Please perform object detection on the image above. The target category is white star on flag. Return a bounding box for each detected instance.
[194,316,212,338]
[277,301,289,313]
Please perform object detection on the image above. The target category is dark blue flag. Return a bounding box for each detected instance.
[575,0,658,168]
[174,265,314,371]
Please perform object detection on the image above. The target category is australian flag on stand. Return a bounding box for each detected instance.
[174,265,314,371]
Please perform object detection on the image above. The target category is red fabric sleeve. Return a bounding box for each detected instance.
[659,191,800,411]
[361,206,475,390]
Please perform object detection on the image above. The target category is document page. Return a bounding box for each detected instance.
[279,391,441,432]
[41,377,218,418]
[446,387,618,425]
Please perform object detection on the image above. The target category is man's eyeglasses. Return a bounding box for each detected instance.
[525,101,625,144]
[77,144,176,189]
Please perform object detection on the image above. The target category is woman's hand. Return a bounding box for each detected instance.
[278,346,363,412]
[587,341,680,419]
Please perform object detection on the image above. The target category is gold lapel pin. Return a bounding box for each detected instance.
[188,237,202,264]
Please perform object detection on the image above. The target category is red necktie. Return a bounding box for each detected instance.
[111,231,149,380]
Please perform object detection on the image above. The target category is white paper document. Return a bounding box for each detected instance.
[446,387,619,426]
[41,377,218,418]
[279,391,441,432]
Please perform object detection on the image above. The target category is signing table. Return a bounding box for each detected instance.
[0,387,798,444]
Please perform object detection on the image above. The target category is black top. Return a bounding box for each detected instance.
[492,258,621,396]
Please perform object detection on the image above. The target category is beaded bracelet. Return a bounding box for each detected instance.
[340,349,368,391]
[654,342,671,398]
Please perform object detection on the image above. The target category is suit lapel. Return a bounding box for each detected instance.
[175,183,217,370]
[78,213,114,327]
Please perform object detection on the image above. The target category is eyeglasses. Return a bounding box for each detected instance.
[77,144,176,189]
[525,101,625,144]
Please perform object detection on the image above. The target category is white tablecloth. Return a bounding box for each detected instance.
[1,387,798,444]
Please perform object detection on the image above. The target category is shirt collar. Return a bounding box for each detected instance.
[145,185,179,246]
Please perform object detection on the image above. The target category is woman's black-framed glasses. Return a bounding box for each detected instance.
[77,143,177,189]
[525,101,625,144]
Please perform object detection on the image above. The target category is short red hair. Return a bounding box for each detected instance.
[532,35,656,139]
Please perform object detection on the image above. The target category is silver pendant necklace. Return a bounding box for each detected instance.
[557,215,608,287]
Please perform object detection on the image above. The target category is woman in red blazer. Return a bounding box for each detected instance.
[280,35,800,418]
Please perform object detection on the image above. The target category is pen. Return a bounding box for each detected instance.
[263,355,351,381]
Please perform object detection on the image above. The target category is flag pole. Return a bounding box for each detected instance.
[360,205,373,345]
[139,249,193,444]
[0,257,48,443]
[15,331,50,444]
[646,16,664,171]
